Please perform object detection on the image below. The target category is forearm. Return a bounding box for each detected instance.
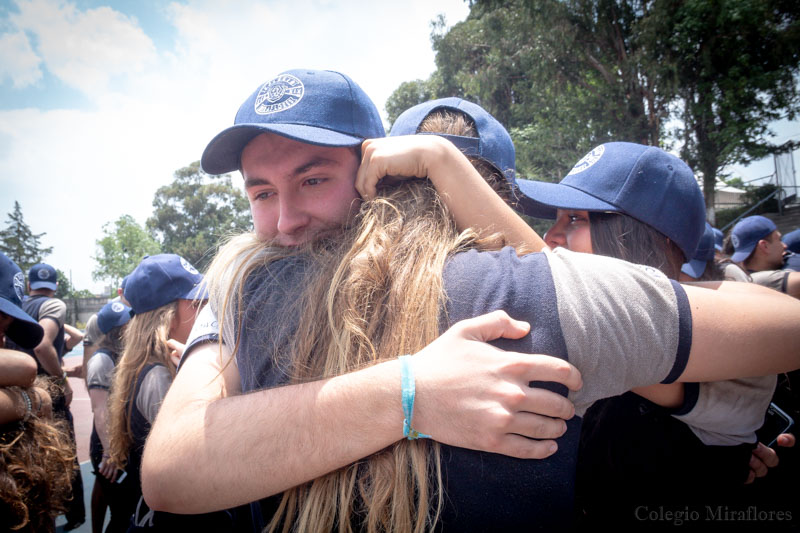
[34,344,62,377]
[428,140,546,252]
[0,349,37,387]
[681,281,800,380]
[89,390,112,451]
[64,324,84,351]
[142,347,403,513]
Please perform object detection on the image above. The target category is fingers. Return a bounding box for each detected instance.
[749,451,770,479]
[506,411,568,440]
[776,433,796,448]
[453,310,531,342]
[521,354,583,393]
[496,434,559,460]
[518,384,576,420]
[753,442,780,468]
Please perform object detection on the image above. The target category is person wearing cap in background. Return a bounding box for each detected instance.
[105,254,234,531]
[730,215,800,298]
[0,252,77,532]
[0,251,46,423]
[86,300,133,533]
[5,261,86,530]
[680,223,723,282]
[782,228,800,271]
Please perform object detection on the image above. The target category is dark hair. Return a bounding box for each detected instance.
[588,212,686,280]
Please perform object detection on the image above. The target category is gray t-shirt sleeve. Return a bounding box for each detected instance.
[750,270,789,293]
[83,314,103,346]
[547,248,690,416]
[39,298,66,328]
[674,376,777,445]
[722,262,751,282]
[86,352,115,390]
[179,304,221,369]
[135,366,173,424]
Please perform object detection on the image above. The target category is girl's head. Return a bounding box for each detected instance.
[96,301,133,357]
[521,143,706,265]
[390,97,516,204]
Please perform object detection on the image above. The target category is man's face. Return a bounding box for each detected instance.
[241,133,361,246]
[762,230,787,269]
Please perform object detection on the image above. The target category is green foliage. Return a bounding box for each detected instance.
[147,162,252,272]
[0,201,53,272]
[387,0,800,212]
[385,78,439,127]
[93,215,161,287]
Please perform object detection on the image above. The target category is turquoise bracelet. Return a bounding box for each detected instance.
[398,355,431,440]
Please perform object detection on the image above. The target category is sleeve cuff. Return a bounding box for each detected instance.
[670,382,700,416]
[661,280,692,384]
[177,333,219,371]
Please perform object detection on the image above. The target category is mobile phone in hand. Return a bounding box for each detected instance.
[757,402,795,448]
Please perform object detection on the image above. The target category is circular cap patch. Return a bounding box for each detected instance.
[180,257,199,275]
[731,234,740,248]
[38,268,51,280]
[254,74,305,115]
[567,145,605,176]
[13,272,24,301]
[111,302,125,313]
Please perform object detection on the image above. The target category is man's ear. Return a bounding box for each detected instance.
[756,239,770,255]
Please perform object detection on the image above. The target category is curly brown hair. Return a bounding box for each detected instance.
[0,379,75,532]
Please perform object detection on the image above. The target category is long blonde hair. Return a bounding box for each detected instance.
[205,108,516,533]
[107,303,177,468]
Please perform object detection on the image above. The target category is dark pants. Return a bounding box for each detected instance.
[54,394,85,527]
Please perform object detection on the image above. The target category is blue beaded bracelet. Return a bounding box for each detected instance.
[398,355,431,440]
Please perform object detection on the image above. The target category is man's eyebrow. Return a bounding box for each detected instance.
[244,176,270,190]
[291,156,342,178]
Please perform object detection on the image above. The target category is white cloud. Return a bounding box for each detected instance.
[9,0,157,98]
[0,30,42,88]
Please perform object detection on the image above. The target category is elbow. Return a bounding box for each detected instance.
[140,455,176,512]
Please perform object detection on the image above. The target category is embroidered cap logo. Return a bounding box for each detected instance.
[13,272,24,302]
[567,145,605,176]
[254,74,305,115]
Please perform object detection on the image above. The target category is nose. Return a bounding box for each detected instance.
[276,194,310,239]
[544,219,567,249]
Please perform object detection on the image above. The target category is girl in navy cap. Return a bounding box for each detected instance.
[105,254,232,530]
[87,301,132,533]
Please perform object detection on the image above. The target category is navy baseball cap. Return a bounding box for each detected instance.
[518,142,705,261]
[389,97,517,186]
[97,301,133,334]
[202,69,385,175]
[681,223,716,278]
[124,254,206,314]
[0,253,43,349]
[782,228,800,254]
[28,262,57,291]
[730,215,777,263]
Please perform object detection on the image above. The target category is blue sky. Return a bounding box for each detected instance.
[0,0,797,295]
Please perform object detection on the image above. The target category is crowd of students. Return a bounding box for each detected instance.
[1,68,799,532]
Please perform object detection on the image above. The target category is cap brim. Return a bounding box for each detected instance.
[29,280,57,291]
[0,298,44,349]
[202,123,366,175]
[184,282,209,301]
[730,245,756,263]
[515,179,620,219]
[681,258,708,279]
